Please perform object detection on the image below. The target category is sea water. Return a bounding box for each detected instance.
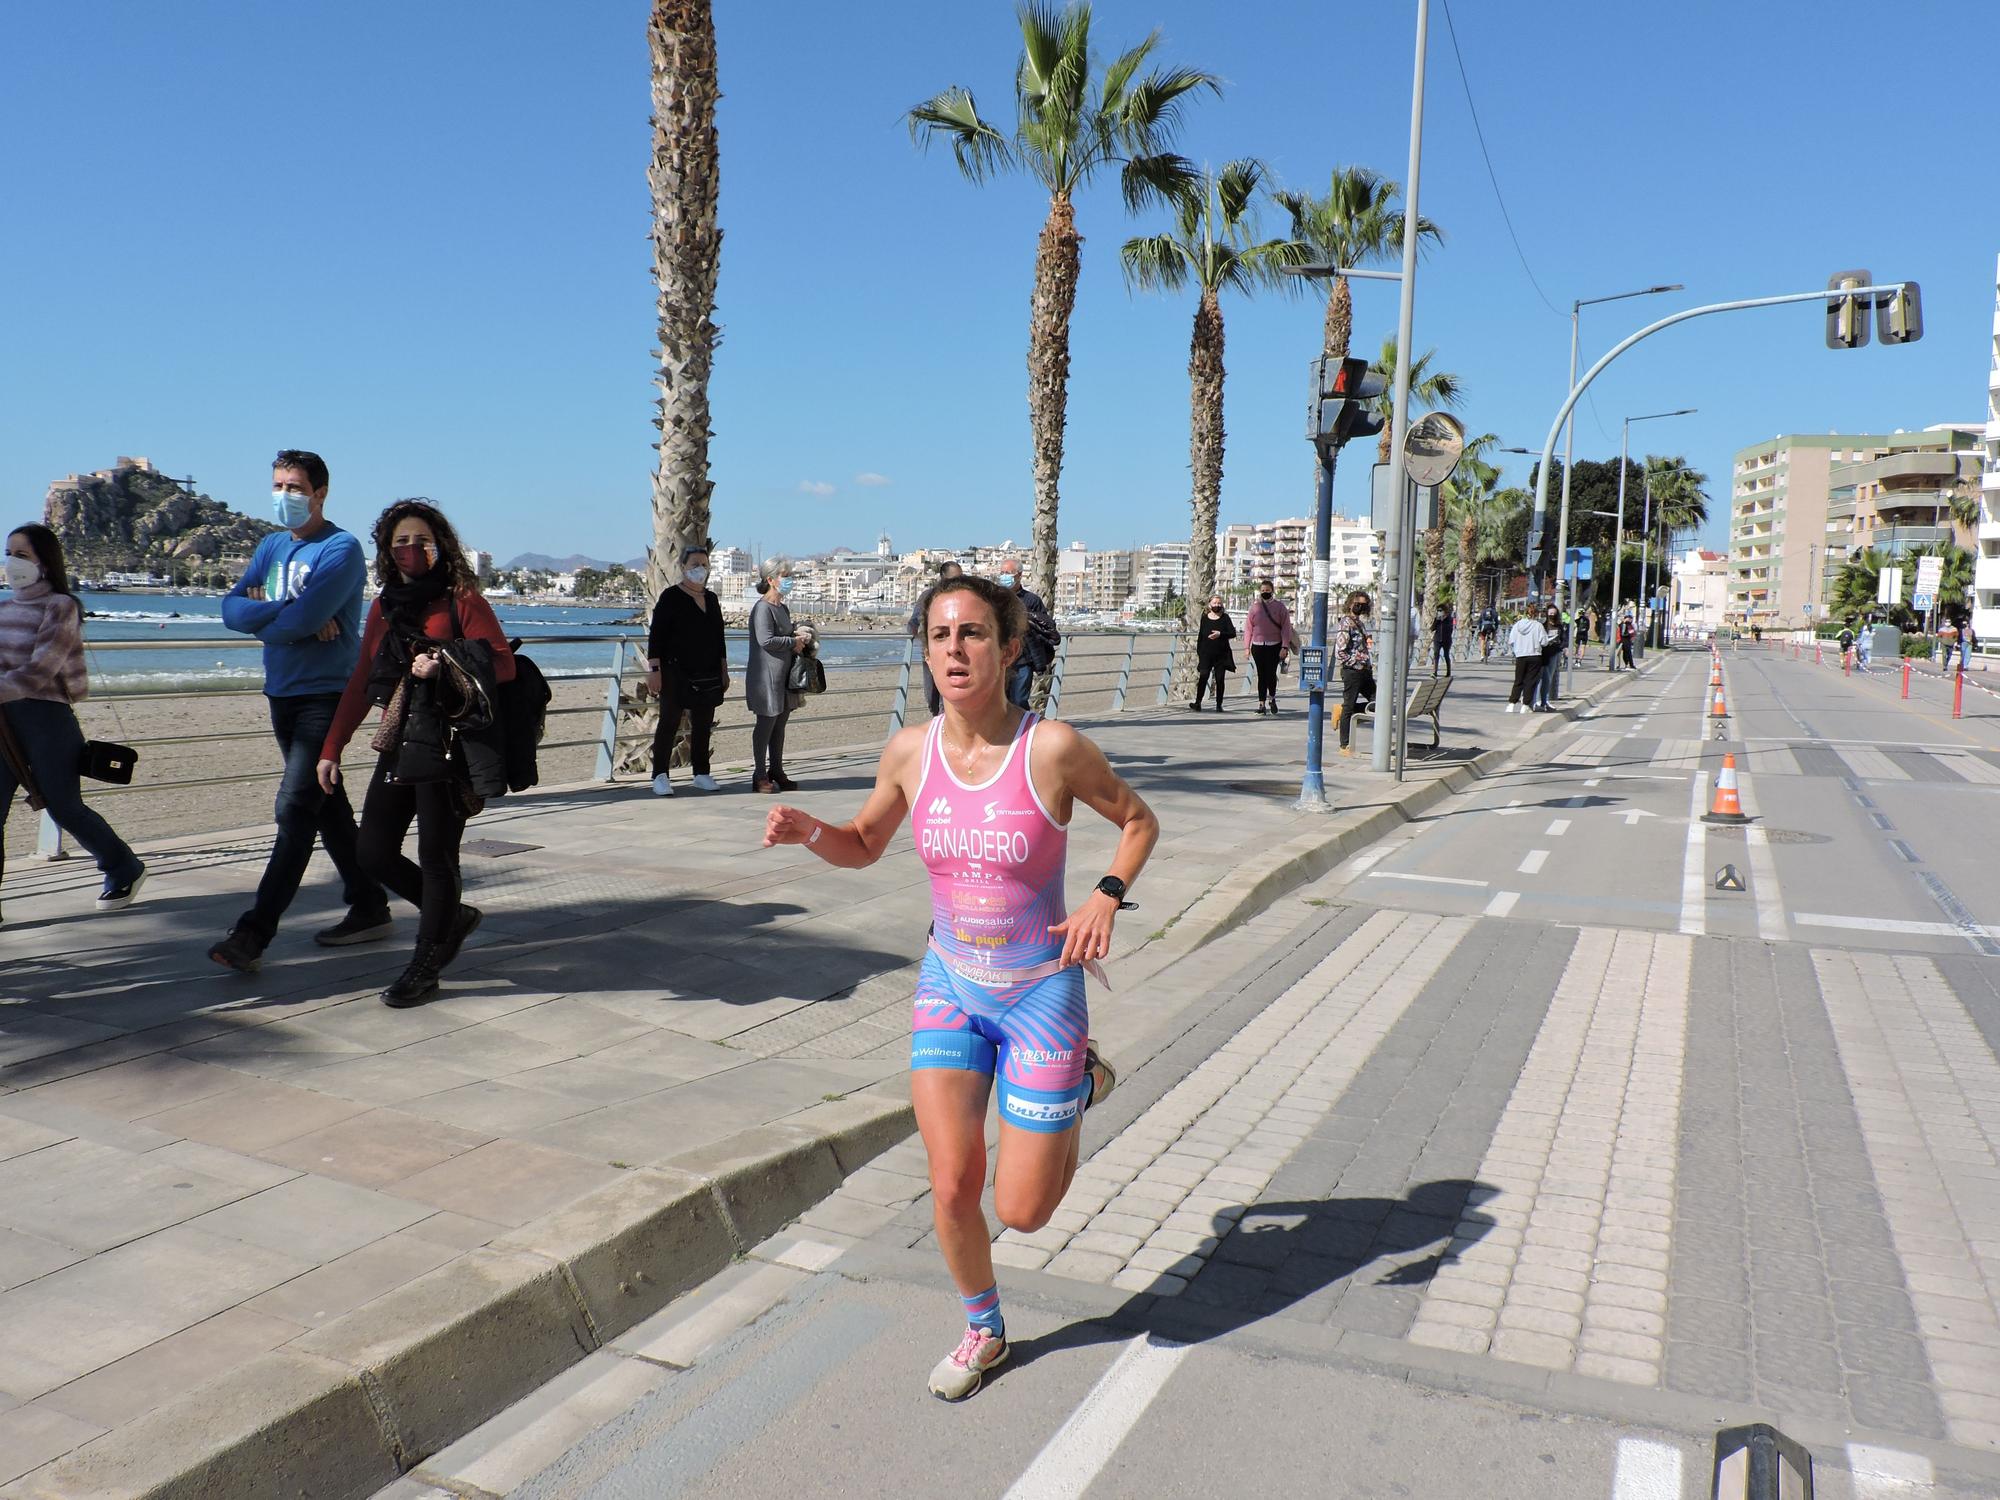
[74,594,911,694]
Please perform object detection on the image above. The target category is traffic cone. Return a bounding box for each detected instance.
[1709,661,1723,688]
[1710,683,1728,718]
[1704,753,1749,824]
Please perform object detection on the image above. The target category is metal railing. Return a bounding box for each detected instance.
[26,629,1186,857]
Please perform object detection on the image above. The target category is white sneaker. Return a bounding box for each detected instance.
[928,1327,1008,1401]
[651,773,674,797]
[690,773,720,792]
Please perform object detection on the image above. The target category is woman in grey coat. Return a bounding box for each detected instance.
[746,557,807,792]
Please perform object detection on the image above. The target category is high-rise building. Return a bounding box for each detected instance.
[1134,542,1190,609]
[1977,252,2000,641]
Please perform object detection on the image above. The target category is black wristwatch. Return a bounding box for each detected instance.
[1095,875,1136,910]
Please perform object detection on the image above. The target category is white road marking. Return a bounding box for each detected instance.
[1517,849,1549,875]
[1340,846,1391,878]
[1679,771,1709,937]
[1613,810,1658,825]
[1833,744,1910,782]
[1495,799,1526,816]
[1483,890,1519,917]
[1734,771,1786,942]
[1846,1442,1933,1497]
[1545,819,1571,836]
[1611,1437,1684,1500]
[1002,1334,1190,1500]
[1366,871,1488,888]
[1793,912,2000,939]
[1583,777,1602,786]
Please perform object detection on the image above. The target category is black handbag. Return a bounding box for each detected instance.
[79,740,138,785]
[679,669,728,708]
[786,650,826,696]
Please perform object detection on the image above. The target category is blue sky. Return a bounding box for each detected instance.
[4,0,1995,565]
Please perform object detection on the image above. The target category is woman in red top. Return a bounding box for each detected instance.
[317,500,514,1006]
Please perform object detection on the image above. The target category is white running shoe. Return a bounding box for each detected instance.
[651,773,674,797]
[928,1327,1007,1401]
[690,773,720,792]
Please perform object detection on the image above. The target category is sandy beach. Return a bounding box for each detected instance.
[4,636,1181,861]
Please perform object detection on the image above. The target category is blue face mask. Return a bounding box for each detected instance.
[272,491,313,530]
[998,573,1018,589]
[777,577,792,596]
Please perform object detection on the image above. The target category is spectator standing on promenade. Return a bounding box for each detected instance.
[210,450,385,972]
[995,556,1058,709]
[1189,594,1236,711]
[761,573,1157,1402]
[316,500,515,1007]
[1534,604,1568,709]
[1507,609,1549,712]
[907,561,963,717]
[1334,590,1375,757]
[1431,604,1454,677]
[0,524,146,920]
[1244,581,1298,714]
[645,542,728,797]
[748,557,806,793]
[1618,611,1638,670]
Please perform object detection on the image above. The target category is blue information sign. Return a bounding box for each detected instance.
[1298,647,1326,691]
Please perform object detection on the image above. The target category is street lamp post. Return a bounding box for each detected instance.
[1640,458,1697,647]
[1556,285,1684,613]
[1616,408,1695,654]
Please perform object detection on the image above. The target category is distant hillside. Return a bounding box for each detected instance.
[44,458,277,576]
[502,552,648,573]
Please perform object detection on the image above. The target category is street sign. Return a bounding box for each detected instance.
[1877,565,1903,606]
[1565,546,1594,582]
[1912,554,1942,614]
[1297,647,1326,692]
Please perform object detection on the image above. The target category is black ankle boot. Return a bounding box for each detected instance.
[382,942,445,1008]
[436,905,482,970]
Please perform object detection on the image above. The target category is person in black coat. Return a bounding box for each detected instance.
[1190,594,1237,711]
[645,542,729,797]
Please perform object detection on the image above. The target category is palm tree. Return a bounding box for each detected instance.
[1364,338,1464,626]
[1273,169,1440,502]
[645,0,722,603]
[1442,433,1500,632]
[1832,547,1901,625]
[1123,160,1307,666]
[908,3,1217,602]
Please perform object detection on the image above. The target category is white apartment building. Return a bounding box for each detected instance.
[1978,252,2000,641]
[1670,549,1729,635]
[1134,542,1190,609]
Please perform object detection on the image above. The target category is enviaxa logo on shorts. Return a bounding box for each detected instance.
[1006,1095,1078,1125]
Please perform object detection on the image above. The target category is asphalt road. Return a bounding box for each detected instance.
[377,643,2000,1500]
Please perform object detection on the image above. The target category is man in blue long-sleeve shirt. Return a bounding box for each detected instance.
[208,450,388,971]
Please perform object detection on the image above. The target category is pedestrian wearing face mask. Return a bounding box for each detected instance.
[1189,595,1237,711]
[1334,591,1375,756]
[1534,605,1569,710]
[747,557,806,793]
[0,524,146,923]
[209,449,386,973]
[644,543,728,796]
[995,556,1059,710]
[316,500,515,1006]
[1244,580,1298,714]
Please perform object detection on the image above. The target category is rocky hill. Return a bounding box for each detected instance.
[44,458,278,575]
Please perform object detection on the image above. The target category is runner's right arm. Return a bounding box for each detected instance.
[762,726,922,868]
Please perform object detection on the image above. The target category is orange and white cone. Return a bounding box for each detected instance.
[1709,661,1723,688]
[1703,752,1749,824]
[1710,684,1728,718]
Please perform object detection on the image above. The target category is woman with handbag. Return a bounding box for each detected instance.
[747,557,807,794]
[0,524,145,920]
[645,541,728,797]
[316,501,514,1007]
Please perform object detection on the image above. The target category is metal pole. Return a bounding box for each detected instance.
[1043,635,1070,718]
[1372,0,1429,778]
[887,635,915,734]
[1611,418,1629,669]
[593,638,625,781]
[1110,633,1135,712]
[1299,456,1335,807]
[1639,466,1654,655]
[1558,306,1578,610]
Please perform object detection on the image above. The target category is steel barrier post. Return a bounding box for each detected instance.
[1110,634,1136,712]
[36,812,67,860]
[594,638,626,781]
[1155,635,1180,706]
[888,636,915,734]
[1043,636,1071,719]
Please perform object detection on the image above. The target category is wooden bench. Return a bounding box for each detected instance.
[1347,673,1452,750]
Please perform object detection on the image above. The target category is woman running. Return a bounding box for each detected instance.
[763,574,1158,1401]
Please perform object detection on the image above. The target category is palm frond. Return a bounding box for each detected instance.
[1115,65,1221,153]
[1097,29,1158,119]
[1015,0,1069,104]
[1214,158,1264,226]
[1120,232,1194,294]
[1121,150,1199,216]
[906,87,1012,181]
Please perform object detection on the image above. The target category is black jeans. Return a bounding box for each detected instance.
[0,699,143,892]
[650,677,716,777]
[1337,666,1374,747]
[1510,654,1543,704]
[356,756,468,945]
[1250,644,1282,703]
[1432,637,1453,675]
[1194,660,1228,708]
[242,693,380,942]
[754,710,791,780]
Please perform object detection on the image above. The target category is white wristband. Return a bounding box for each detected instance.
[808,824,822,846]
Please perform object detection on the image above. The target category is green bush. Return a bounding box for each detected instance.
[1902,636,1934,660]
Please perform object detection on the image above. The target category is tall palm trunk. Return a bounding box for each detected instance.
[1455,510,1477,647]
[645,0,721,604]
[1177,288,1224,697]
[1421,525,1445,649]
[1027,194,1081,604]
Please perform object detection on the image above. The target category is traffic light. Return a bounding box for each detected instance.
[1306,356,1387,451]
[1825,269,1872,349]
[1876,280,1923,345]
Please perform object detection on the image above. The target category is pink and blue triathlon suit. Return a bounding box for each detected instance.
[909,711,1088,1133]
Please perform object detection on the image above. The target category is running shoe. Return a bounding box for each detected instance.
[315,908,393,947]
[928,1326,1008,1401]
[651,773,674,797]
[208,927,266,973]
[95,866,146,911]
[690,773,720,792]
[1083,1040,1116,1110]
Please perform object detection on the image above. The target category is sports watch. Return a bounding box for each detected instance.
[1095,875,1136,910]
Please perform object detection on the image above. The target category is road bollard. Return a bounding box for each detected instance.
[1955,666,1965,719]
[1903,658,1911,699]
[1843,648,1851,676]
[1815,643,1823,667]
